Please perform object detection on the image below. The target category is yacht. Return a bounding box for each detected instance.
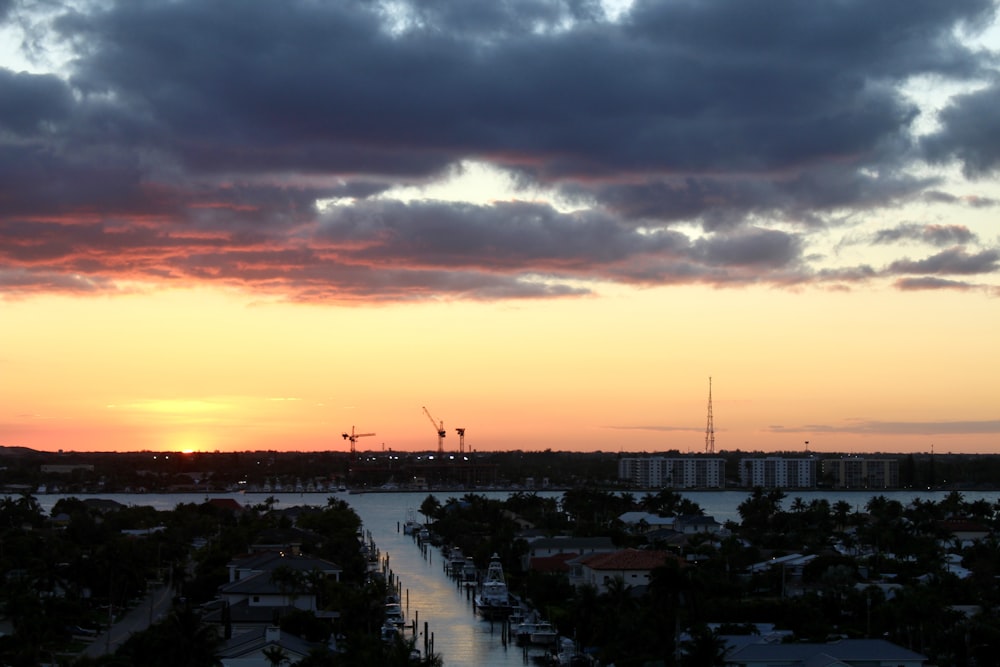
[474,553,516,619]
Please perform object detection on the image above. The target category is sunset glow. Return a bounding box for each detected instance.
[2,1,999,455]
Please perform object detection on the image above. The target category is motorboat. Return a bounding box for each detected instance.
[446,548,466,577]
[474,553,516,619]
[403,508,421,535]
[529,620,559,646]
[385,602,405,627]
[461,557,478,587]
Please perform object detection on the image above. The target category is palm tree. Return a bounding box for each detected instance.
[833,500,852,531]
[679,625,727,667]
[262,644,290,667]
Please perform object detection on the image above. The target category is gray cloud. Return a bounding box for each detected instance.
[0,0,998,300]
[888,247,999,275]
[894,276,976,291]
[769,419,1000,435]
[875,223,978,246]
[923,81,1000,176]
[923,190,999,207]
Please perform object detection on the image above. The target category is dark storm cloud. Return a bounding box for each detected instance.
[1,0,998,300]
[0,69,73,132]
[318,199,686,270]
[888,247,999,275]
[923,81,1000,176]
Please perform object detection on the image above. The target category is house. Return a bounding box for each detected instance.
[746,553,817,596]
[572,548,683,593]
[724,637,927,666]
[206,551,343,636]
[673,514,723,535]
[936,519,990,546]
[520,536,616,572]
[217,625,320,667]
[618,511,675,532]
[227,551,341,585]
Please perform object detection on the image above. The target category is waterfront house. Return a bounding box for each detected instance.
[572,548,683,594]
[520,535,616,572]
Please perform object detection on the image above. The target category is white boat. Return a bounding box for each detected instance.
[403,508,421,535]
[529,620,559,646]
[511,615,539,644]
[461,557,478,587]
[474,553,516,619]
[447,549,467,577]
[385,602,405,627]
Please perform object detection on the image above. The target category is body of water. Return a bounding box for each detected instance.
[22,488,1000,666]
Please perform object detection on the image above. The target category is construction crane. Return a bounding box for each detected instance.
[422,406,446,453]
[341,426,375,459]
[455,427,466,454]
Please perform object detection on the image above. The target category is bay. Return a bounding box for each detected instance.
[23,487,1000,666]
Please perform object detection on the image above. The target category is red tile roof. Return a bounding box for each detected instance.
[578,548,681,571]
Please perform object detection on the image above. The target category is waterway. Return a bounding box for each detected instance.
[24,488,1000,666]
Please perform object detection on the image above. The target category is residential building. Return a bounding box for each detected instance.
[218,626,320,667]
[521,536,616,571]
[822,457,899,489]
[723,637,926,666]
[739,457,816,488]
[206,551,342,636]
[572,548,683,593]
[618,457,725,488]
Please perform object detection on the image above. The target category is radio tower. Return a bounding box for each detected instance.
[704,377,715,454]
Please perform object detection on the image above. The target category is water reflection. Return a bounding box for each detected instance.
[348,492,550,667]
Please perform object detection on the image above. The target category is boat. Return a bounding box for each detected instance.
[447,548,467,577]
[381,622,400,643]
[461,557,478,587]
[510,613,540,644]
[529,620,559,646]
[385,602,405,627]
[403,508,421,535]
[474,553,517,619]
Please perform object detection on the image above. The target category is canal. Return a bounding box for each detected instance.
[346,491,556,667]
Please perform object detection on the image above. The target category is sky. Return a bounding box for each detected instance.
[1,0,999,456]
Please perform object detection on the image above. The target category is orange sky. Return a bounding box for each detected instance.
[1,1,999,455]
[3,282,998,455]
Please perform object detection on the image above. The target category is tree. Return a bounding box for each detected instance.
[419,494,441,523]
[679,625,727,667]
[262,644,290,667]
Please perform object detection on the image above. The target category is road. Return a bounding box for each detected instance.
[81,583,175,659]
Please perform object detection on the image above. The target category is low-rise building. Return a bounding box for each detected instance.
[618,457,725,488]
[723,637,926,666]
[739,457,816,488]
[572,548,683,594]
[822,457,899,489]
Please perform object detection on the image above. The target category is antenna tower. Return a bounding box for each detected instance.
[705,377,715,454]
